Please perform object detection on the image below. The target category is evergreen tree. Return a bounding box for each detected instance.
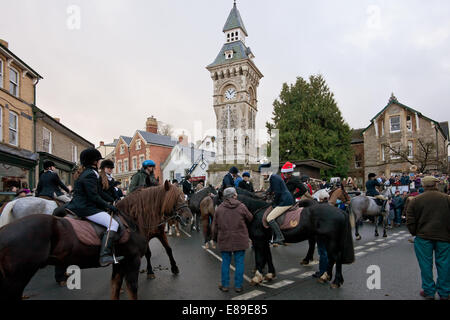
[266,75,352,178]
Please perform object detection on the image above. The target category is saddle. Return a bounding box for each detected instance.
[55,208,130,246]
[262,204,303,231]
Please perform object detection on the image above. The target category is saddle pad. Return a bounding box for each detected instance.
[64,217,130,247]
[262,206,303,231]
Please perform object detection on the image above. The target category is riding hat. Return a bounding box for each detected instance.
[80,148,103,167]
[142,159,156,168]
[368,173,376,179]
[43,160,55,170]
[242,172,250,178]
[100,159,115,169]
[229,166,239,174]
[281,162,295,173]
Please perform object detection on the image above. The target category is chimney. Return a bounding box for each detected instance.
[100,141,105,146]
[146,116,158,134]
[0,39,8,48]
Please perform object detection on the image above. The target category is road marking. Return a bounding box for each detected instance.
[355,246,365,250]
[261,280,294,289]
[392,233,400,236]
[375,239,385,242]
[388,240,398,244]
[296,271,316,279]
[355,251,367,257]
[366,242,377,245]
[367,247,378,252]
[378,243,389,247]
[203,247,252,283]
[179,228,192,238]
[399,231,406,234]
[279,268,300,275]
[232,290,265,301]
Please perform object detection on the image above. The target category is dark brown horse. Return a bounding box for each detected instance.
[0,181,191,300]
[200,196,216,249]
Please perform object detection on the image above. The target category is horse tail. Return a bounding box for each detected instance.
[0,200,16,228]
[341,210,355,264]
[348,201,355,229]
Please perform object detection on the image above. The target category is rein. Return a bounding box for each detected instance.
[147,203,189,229]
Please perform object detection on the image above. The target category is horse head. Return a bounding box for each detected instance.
[164,181,193,227]
[207,184,218,196]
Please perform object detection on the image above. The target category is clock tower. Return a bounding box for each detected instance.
[206,1,263,165]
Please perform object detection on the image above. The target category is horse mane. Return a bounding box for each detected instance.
[237,194,271,214]
[116,185,181,238]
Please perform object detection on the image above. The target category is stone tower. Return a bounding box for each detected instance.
[206,1,263,165]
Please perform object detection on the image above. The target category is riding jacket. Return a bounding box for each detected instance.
[66,167,112,217]
[99,175,119,202]
[365,179,382,197]
[182,179,194,198]
[283,174,307,200]
[222,173,235,190]
[267,174,294,207]
[36,170,70,198]
[238,180,255,193]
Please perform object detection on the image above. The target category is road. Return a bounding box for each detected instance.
[24,221,425,300]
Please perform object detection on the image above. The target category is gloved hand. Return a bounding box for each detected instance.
[108,204,119,213]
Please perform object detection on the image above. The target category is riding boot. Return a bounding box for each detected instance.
[268,220,285,245]
[99,231,124,267]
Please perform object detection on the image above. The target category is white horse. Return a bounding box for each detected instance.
[0,197,59,228]
[312,188,331,202]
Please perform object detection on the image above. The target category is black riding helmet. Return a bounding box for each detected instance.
[368,173,376,179]
[100,159,115,170]
[43,160,55,170]
[80,148,103,167]
[229,166,239,174]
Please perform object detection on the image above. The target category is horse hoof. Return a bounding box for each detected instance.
[330,283,341,289]
[57,281,67,287]
[147,274,156,280]
[264,273,275,281]
[300,260,310,266]
[172,267,180,275]
[120,289,125,294]
[140,269,147,273]
[176,233,180,237]
[375,233,379,237]
[383,234,387,238]
[356,236,361,241]
[204,243,209,249]
[318,272,330,283]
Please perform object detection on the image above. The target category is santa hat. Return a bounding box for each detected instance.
[281,162,295,173]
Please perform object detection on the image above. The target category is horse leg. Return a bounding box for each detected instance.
[201,214,209,245]
[382,212,388,238]
[175,221,180,237]
[124,257,141,300]
[331,259,343,289]
[251,241,265,285]
[264,241,276,281]
[54,265,69,286]
[301,237,316,265]
[195,212,201,232]
[157,232,179,275]
[142,246,155,279]
[111,263,125,300]
[354,212,361,241]
[374,216,379,237]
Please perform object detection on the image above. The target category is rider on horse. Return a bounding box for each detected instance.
[280,162,307,202]
[36,160,72,203]
[366,173,388,208]
[99,159,121,202]
[65,148,124,267]
[182,175,194,200]
[262,167,295,245]
[222,166,239,190]
[238,172,255,192]
[129,159,158,193]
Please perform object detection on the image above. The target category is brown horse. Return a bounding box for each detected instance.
[200,196,216,249]
[0,181,191,300]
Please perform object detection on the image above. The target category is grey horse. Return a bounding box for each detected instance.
[0,196,60,228]
[349,188,392,240]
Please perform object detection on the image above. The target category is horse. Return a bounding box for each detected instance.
[239,195,355,288]
[200,196,216,249]
[0,181,191,300]
[116,183,193,280]
[188,185,217,233]
[0,196,60,228]
[350,188,392,240]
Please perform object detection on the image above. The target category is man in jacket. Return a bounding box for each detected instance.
[280,162,307,201]
[36,160,71,202]
[222,166,239,190]
[128,159,158,193]
[392,190,404,227]
[212,187,253,293]
[238,172,255,192]
[182,175,194,199]
[406,175,450,300]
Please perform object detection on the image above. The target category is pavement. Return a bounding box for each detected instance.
[23,222,431,300]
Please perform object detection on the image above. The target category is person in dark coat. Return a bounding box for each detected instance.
[128,160,158,193]
[182,175,194,199]
[406,176,450,300]
[222,166,239,190]
[238,172,254,193]
[212,187,253,293]
[99,159,119,202]
[262,169,294,245]
[36,160,71,202]
[113,181,124,199]
[65,148,123,267]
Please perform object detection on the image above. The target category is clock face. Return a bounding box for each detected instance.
[225,88,237,100]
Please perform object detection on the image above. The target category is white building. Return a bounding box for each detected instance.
[161,143,216,184]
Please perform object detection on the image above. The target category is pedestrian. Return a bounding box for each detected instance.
[212,187,253,293]
[392,190,404,227]
[406,176,450,300]
[312,238,328,280]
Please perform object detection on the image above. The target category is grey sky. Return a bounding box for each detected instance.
[2,0,449,146]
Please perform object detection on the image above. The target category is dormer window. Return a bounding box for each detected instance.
[225,50,233,60]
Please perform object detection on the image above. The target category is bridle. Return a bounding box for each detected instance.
[151,202,190,228]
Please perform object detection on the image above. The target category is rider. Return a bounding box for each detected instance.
[238,172,255,192]
[366,173,388,208]
[280,162,307,201]
[182,175,194,199]
[65,148,124,267]
[128,159,158,193]
[99,159,120,202]
[262,168,294,245]
[36,160,72,203]
[222,166,239,190]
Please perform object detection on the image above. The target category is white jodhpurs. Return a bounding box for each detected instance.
[267,206,292,222]
[86,211,119,232]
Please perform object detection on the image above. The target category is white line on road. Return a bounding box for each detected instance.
[399,231,406,234]
[261,280,294,289]
[355,251,367,257]
[354,246,365,250]
[367,247,378,252]
[378,243,389,247]
[279,268,300,275]
[375,239,385,242]
[179,228,192,238]
[232,290,265,301]
[296,271,316,279]
[203,247,252,283]
[392,233,400,236]
[366,242,377,245]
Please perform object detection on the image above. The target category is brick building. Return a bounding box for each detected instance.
[113,117,177,190]
[362,94,449,178]
[347,128,365,189]
[0,39,42,193]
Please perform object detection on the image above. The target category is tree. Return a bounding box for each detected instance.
[157,121,173,137]
[266,75,352,177]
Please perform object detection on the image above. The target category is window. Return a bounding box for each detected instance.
[381,145,385,161]
[390,116,400,132]
[390,143,401,160]
[406,115,412,132]
[139,155,144,168]
[0,60,3,89]
[136,140,141,150]
[9,111,18,146]
[0,106,2,141]
[132,157,137,170]
[71,144,78,163]
[124,159,128,172]
[42,127,52,153]
[117,161,122,173]
[355,154,362,168]
[9,67,19,97]
[381,120,385,136]
[120,145,125,154]
[408,141,413,158]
